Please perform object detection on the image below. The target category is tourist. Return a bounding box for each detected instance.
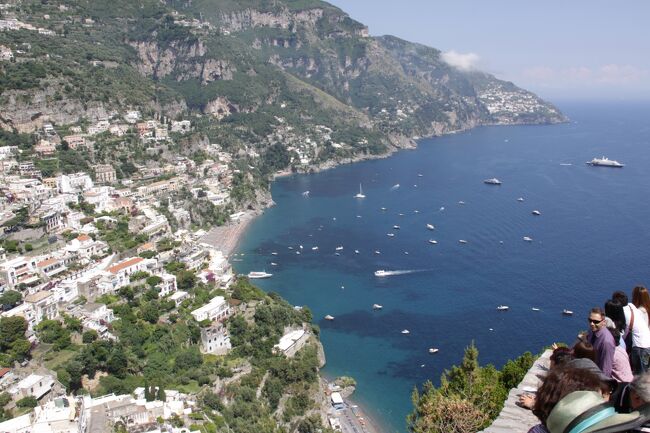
[612,373,650,414]
[606,299,628,349]
[609,328,634,383]
[587,307,616,378]
[545,390,647,433]
[518,346,574,410]
[632,286,650,326]
[613,291,650,374]
[528,366,610,433]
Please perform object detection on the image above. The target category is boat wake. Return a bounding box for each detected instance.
[375,269,427,277]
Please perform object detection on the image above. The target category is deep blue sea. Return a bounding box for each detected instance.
[235,101,650,432]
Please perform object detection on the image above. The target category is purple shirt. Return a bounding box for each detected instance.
[528,424,550,433]
[588,327,616,378]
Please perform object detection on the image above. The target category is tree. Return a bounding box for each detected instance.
[140,302,160,324]
[0,316,27,350]
[408,386,490,433]
[65,360,84,391]
[16,396,38,408]
[82,330,98,344]
[157,386,166,402]
[107,350,128,378]
[0,290,22,308]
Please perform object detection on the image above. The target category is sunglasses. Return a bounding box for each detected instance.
[588,318,604,325]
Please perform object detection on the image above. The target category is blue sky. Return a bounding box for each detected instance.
[326,0,650,101]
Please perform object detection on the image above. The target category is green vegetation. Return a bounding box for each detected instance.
[0,316,31,367]
[407,343,535,433]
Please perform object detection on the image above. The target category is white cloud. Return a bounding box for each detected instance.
[441,50,480,71]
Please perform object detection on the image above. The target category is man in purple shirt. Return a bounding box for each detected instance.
[587,307,616,378]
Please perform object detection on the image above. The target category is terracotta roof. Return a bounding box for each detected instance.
[36,258,57,268]
[108,257,144,274]
[77,234,91,242]
[139,242,154,251]
[0,367,10,378]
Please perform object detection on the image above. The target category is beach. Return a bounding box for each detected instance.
[200,211,258,256]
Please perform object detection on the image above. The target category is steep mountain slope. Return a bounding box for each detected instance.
[0,0,565,167]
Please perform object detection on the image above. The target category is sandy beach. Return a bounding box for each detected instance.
[199,211,257,256]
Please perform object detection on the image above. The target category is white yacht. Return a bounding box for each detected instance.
[426,224,435,230]
[517,197,525,202]
[312,246,319,251]
[428,348,439,354]
[497,305,509,311]
[354,250,360,254]
[374,270,388,277]
[271,252,278,256]
[270,262,278,266]
[324,315,335,321]
[335,246,344,251]
[484,178,502,185]
[387,233,395,237]
[401,329,410,334]
[532,307,540,311]
[586,157,624,168]
[302,191,310,197]
[354,184,366,198]
[428,239,438,245]
[393,225,400,230]
[372,304,383,310]
[523,236,533,242]
[532,210,541,216]
[459,239,468,244]
[563,309,574,316]
[248,271,273,279]
[458,201,465,205]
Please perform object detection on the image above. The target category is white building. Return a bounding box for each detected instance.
[200,323,231,355]
[190,296,230,323]
[168,290,188,307]
[0,256,39,289]
[57,173,94,194]
[157,272,177,297]
[10,373,55,400]
[97,257,154,294]
[66,234,108,262]
[273,328,309,358]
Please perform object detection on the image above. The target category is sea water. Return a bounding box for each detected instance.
[235,101,650,431]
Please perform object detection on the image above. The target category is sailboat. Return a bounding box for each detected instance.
[354,184,366,199]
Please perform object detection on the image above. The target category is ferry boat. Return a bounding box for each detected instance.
[497,305,509,311]
[586,157,624,168]
[484,178,502,185]
[248,271,272,279]
[374,270,388,277]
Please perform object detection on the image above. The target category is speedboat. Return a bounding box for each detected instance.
[387,233,395,237]
[380,207,387,211]
[248,271,272,279]
[458,201,465,205]
[586,157,624,168]
[428,240,438,245]
[484,178,502,185]
[459,239,468,244]
[270,262,277,266]
[428,348,439,354]
[302,191,310,197]
[296,251,301,255]
[426,224,435,230]
[532,210,541,216]
[374,250,381,255]
[563,309,574,316]
[354,184,366,198]
[523,236,533,242]
[324,315,335,321]
[271,252,278,255]
[354,250,360,254]
[393,225,400,230]
[312,246,319,251]
[532,307,540,311]
[372,304,383,310]
[497,305,509,311]
[335,246,344,251]
[517,197,525,202]
[374,270,388,277]
[401,329,410,334]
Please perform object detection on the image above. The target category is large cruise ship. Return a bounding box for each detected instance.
[586,157,624,168]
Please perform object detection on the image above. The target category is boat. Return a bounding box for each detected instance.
[497,305,509,311]
[458,201,465,205]
[271,252,278,256]
[387,233,395,237]
[401,329,410,334]
[372,304,383,310]
[248,271,273,279]
[393,225,400,230]
[299,245,303,249]
[312,246,319,251]
[288,246,293,250]
[398,213,404,216]
[334,252,340,256]
[532,307,540,311]
[414,210,420,213]
[428,348,439,354]
[484,178,502,185]
[374,250,381,255]
[296,251,301,255]
[418,174,423,177]
[374,270,388,277]
[523,236,533,242]
[354,250,360,254]
[532,210,541,216]
[324,315,335,321]
[354,184,366,198]
[391,183,400,190]
[563,309,574,316]
[428,240,438,245]
[335,246,344,251]
[270,262,277,266]
[426,224,435,230]
[302,191,310,197]
[459,239,468,244]
[586,157,624,168]
[380,207,387,211]
[517,197,524,202]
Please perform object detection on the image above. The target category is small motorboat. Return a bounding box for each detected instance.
[380,207,387,211]
[387,233,395,237]
[532,210,541,216]
[459,239,468,244]
[296,251,301,255]
[270,262,278,266]
[372,304,383,310]
[401,329,410,334]
[532,307,540,311]
[458,201,465,205]
[484,178,502,185]
[426,224,435,230]
[393,225,400,230]
[428,240,438,245]
[563,309,574,316]
[271,252,278,256]
[354,249,360,254]
[312,246,319,251]
[336,246,344,251]
[324,315,335,321]
[523,236,533,242]
[517,197,524,202]
[497,305,509,311]
[428,348,439,354]
[374,250,381,255]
